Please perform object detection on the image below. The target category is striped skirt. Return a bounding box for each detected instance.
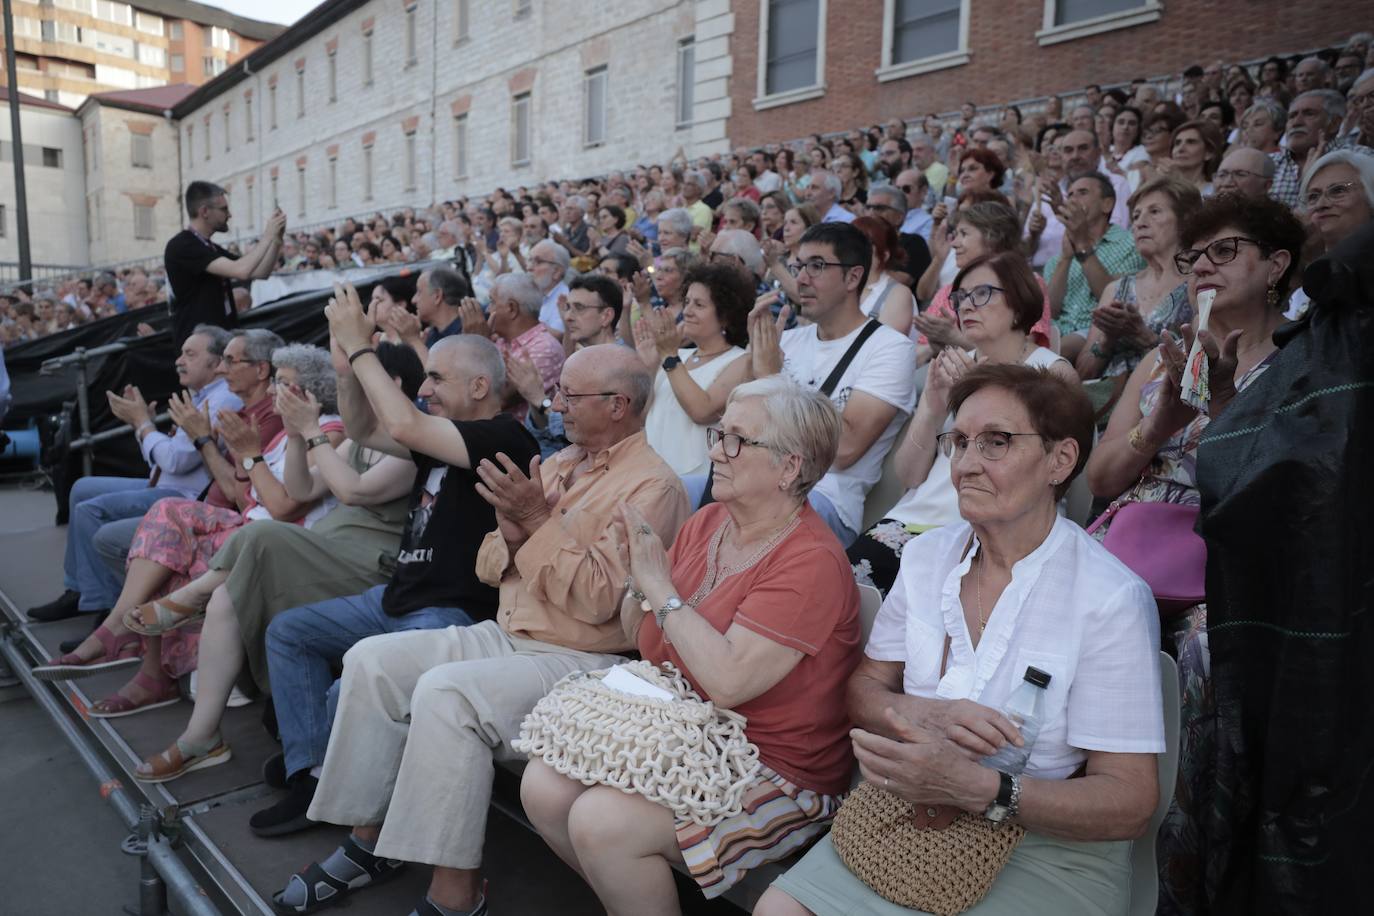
[675,764,844,899]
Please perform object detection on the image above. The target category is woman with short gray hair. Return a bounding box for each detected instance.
[1240,97,1286,153]
[522,375,863,913]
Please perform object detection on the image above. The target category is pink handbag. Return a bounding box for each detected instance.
[1086,500,1206,617]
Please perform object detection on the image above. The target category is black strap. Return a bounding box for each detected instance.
[818,320,882,398]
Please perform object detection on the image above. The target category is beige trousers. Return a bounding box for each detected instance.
[306,619,625,869]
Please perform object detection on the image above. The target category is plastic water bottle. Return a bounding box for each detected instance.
[980,666,1052,774]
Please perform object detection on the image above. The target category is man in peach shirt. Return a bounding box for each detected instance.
[273,344,690,916]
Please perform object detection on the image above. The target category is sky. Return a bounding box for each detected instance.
[207,0,320,27]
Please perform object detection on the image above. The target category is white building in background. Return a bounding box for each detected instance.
[169,0,724,243]
[0,87,88,268]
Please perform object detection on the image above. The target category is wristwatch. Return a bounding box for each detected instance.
[655,595,683,629]
[1073,248,1094,262]
[536,396,553,414]
[661,355,682,372]
[241,454,266,472]
[305,434,331,451]
[192,434,213,451]
[984,771,1021,823]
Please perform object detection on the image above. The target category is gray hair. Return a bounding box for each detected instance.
[1294,89,1346,121]
[497,215,523,234]
[491,272,543,319]
[711,229,765,278]
[232,328,286,364]
[1298,55,1331,76]
[683,170,708,190]
[722,197,761,228]
[725,376,841,500]
[908,131,935,149]
[189,323,232,357]
[1355,67,1374,92]
[1244,96,1288,134]
[433,334,506,393]
[1299,149,1374,211]
[1347,31,1374,51]
[657,207,693,238]
[867,184,907,212]
[437,220,462,239]
[271,343,338,414]
[607,359,652,416]
[811,169,842,197]
[426,266,470,306]
[658,246,697,273]
[566,195,589,214]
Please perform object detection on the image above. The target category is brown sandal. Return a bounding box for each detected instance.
[134,736,232,783]
[123,596,205,636]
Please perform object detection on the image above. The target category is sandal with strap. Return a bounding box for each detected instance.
[134,735,232,783]
[411,885,488,916]
[89,670,182,719]
[31,625,142,682]
[123,596,205,637]
[271,835,406,915]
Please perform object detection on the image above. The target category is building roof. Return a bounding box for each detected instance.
[81,84,199,116]
[0,86,75,113]
[132,0,286,42]
[172,0,364,117]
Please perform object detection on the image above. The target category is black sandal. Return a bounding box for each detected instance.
[411,889,488,916]
[271,835,405,914]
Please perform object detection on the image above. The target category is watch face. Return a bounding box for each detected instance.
[242,456,255,471]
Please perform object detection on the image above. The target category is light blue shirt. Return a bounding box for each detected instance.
[823,203,856,224]
[541,281,569,332]
[138,376,241,497]
[901,208,934,242]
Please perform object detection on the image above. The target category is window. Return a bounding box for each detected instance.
[203,57,226,76]
[327,51,337,102]
[134,202,154,240]
[169,21,182,40]
[362,32,373,85]
[878,0,969,80]
[511,91,531,165]
[207,26,233,50]
[94,0,131,25]
[41,147,62,168]
[297,166,306,218]
[245,95,253,139]
[170,54,184,71]
[454,114,468,178]
[583,66,607,147]
[404,8,417,65]
[130,132,151,168]
[223,109,230,152]
[54,0,92,10]
[1,205,7,238]
[91,31,135,58]
[1038,0,1162,44]
[270,174,279,209]
[137,43,166,67]
[404,132,417,190]
[454,0,469,42]
[362,145,373,200]
[53,20,81,43]
[760,0,824,101]
[328,157,337,208]
[230,34,240,53]
[28,18,51,40]
[45,90,60,102]
[1054,0,1145,25]
[269,83,277,128]
[296,68,305,117]
[134,11,163,35]
[676,38,695,127]
[514,0,531,18]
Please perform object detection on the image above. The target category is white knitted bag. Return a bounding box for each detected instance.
[514,660,762,826]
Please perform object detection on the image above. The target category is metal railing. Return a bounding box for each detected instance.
[39,340,136,476]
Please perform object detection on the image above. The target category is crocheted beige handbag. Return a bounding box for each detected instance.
[829,781,1025,915]
[513,659,762,826]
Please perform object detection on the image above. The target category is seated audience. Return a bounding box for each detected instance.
[1169,120,1225,196]
[466,274,564,421]
[557,273,622,354]
[1239,97,1286,153]
[1271,90,1348,207]
[762,203,820,302]
[388,267,470,366]
[849,253,1077,592]
[918,187,1009,302]
[656,207,693,253]
[527,239,572,332]
[523,377,861,910]
[759,191,789,240]
[267,344,689,914]
[1212,147,1275,199]
[863,184,933,290]
[369,275,419,346]
[757,363,1165,916]
[1300,150,1374,253]
[807,169,855,224]
[720,198,762,237]
[852,216,916,335]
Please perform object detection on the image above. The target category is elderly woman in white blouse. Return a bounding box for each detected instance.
[758,363,1165,916]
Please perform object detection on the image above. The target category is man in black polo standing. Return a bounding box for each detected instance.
[164,181,286,346]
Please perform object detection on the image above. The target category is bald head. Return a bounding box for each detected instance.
[1214,147,1274,198]
[895,168,928,208]
[576,344,651,416]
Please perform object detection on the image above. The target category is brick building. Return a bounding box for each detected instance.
[0,0,280,110]
[720,0,1363,148]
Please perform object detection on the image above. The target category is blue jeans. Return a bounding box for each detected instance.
[264,584,474,778]
[63,477,183,611]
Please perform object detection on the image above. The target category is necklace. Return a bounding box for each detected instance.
[974,552,990,636]
[687,507,803,607]
[689,345,730,365]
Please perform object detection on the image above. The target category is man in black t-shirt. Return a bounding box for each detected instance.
[164,180,286,346]
[253,301,539,837]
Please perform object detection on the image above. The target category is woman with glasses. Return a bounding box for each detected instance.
[1298,150,1374,253]
[1076,176,1201,382]
[522,377,862,913]
[1086,193,1305,915]
[759,363,1163,916]
[637,262,752,477]
[850,252,1077,593]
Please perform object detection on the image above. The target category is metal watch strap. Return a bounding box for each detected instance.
[654,596,683,628]
[305,433,332,451]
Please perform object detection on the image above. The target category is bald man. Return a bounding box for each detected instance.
[273,344,691,916]
[1214,147,1275,198]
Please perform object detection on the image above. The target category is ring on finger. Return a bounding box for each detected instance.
[637,524,653,536]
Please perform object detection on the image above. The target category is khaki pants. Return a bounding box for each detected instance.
[306,619,625,869]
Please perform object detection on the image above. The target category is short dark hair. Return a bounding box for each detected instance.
[569,273,624,327]
[1071,171,1117,202]
[1179,192,1307,298]
[949,363,1094,500]
[951,251,1044,335]
[599,204,626,231]
[679,261,753,348]
[375,341,426,400]
[377,274,418,308]
[960,147,1007,188]
[598,253,637,281]
[426,266,471,306]
[1183,64,1205,79]
[185,181,226,218]
[950,201,1022,253]
[1085,83,1102,92]
[799,222,873,291]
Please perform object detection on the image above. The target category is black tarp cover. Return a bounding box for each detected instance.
[1195,222,1374,913]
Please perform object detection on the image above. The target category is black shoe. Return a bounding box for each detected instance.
[261,752,287,790]
[250,774,318,837]
[28,590,82,622]
[59,611,108,652]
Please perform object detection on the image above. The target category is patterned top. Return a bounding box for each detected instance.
[1045,224,1146,336]
[1267,150,1303,209]
[492,322,565,421]
[1100,273,1193,379]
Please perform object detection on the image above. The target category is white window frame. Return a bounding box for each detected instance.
[297,165,306,218]
[169,21,182,40]
[134,11,162,36]
[454,0,469,43]
[1036,0,1163,46]
[753,0,828,112]
[130,131,151,168]
[404,132,417,190]
[454,113,468,178]
[877,0,969,82]
[328,157,337,208]
[362,145,373,201]
[676,37,694,129]
[327,50,337,102]
[269,83,277,128]
[133,201,154,240]
[296,68,305,118]
[404,8,417,66]
[583,66,607,148]
[511,92,531,166]
[170,53,183,71]
[362,32,373,85]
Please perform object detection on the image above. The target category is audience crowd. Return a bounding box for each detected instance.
[13,32,1374,916]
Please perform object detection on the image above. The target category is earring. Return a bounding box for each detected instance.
[1050,479,1059,486]
[1266,285,1279,308]
[778,480,788,490]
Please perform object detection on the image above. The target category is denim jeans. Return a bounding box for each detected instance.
[63,477,182,611]
[264,584,475,778]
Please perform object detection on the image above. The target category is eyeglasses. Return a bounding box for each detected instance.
[220,355,263,367]
[707,251,744,266]
[1301,180,1360,209]
[867,203,902,215]
[553,385,622,405]
[706,427,772,459]
[564,300,610,313]
[935,430,1044,460]
[1214,168,1264,183]
[529,257,559,268]
[1173,236,1270,274]
[898,184,918,194]
[785,258,854,278]
[949,284,1004,309]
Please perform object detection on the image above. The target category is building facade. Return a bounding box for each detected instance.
[0,88,88,267]
[1,0,280,110]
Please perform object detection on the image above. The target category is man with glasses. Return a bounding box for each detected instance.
[894,168,935,239]
[270,344,689,913]
[1214,148,1275,199]
[876,138,912,183]
[867,184,932,288]
[165,181,286,347]
[558,274,622,353]
[526,239,572,335]
[744,223,915,546]
[470,274,565,423]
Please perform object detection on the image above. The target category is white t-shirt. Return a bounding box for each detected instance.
[645,346,747,476]
[780,319,917,532]
[866,517,1165,780]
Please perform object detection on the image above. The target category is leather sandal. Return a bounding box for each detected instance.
[134,735,232,783]
[271,835,406,914]
[31,625,141,682]
[89,670,182,719]
[123,596,205,637]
